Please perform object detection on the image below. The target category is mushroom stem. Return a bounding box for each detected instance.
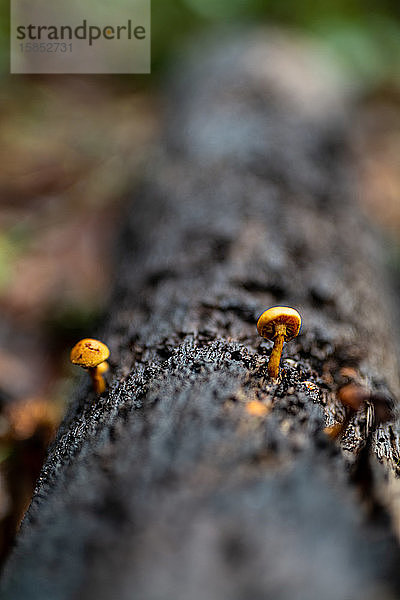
[89,366,106,394]
[267,332,285,379]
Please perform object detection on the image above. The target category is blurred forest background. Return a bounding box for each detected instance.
[1,0,400,567]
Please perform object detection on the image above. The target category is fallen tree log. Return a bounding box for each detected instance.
[3,30,400,600]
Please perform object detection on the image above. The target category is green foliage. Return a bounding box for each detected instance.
[311,16,400,86]
[150,0,400,86]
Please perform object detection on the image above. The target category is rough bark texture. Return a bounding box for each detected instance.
[3,30,400,600]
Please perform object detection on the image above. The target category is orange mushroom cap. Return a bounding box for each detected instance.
[70,338,110,369]
[257,307,301,341]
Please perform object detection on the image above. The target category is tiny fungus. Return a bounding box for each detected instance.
[338,383,366,412]
[257,306,301,379]
[70,338,110,394]
[324,383,368,440]
[325,385,395,441]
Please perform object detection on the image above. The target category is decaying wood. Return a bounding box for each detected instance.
[2,30,400,600]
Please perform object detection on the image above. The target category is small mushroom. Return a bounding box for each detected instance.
[339,383,367,412]
[257,307,301,379]
[70,338,110,394]
[324,383,368,440]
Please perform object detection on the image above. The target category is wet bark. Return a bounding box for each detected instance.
[3,30,400,600]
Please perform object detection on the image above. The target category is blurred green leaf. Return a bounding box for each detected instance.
[311,17,400,86]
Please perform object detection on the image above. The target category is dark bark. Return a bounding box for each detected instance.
[3,30,400,600]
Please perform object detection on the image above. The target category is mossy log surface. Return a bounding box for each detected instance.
[3,32,400,600]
